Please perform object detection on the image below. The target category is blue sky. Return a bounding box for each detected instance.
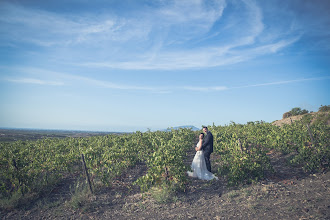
[0,0,329,132]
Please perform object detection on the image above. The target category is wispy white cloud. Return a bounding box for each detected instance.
[249,37,301,54]
[0,2,149,47]
[6,78,64,86]
[182,86,228,91]
[81,36,300,70]
[178,76,330,92]
[1,66,161,91]
[156,0,226,37]
[0,0,313,70]
[68,74,157,91]
[231,76,330,89]
[5,66,327,93]
[75,0,300,70]
[2,66,227,92]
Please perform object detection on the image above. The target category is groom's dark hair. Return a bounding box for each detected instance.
[203,126,208,129]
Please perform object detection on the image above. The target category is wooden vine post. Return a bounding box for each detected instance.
[81,153,93,194]
[160,144,169,181]
[164,166,169,181]
[238,138,244,152]
[306,124,316,147]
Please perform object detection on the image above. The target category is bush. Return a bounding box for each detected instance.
[319,105,330,112]
[301,114,313,124]
[313,112,330,125]
[290,107,309,116]
[217,142,273,186]
[283,112,292,119]
[283,107,309,119]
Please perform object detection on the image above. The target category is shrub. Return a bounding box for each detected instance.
[283,111,292,119]
[217,142,273,186]
[283,107,309,119]
[319,105,330,112]
[301,114,313,124]
[313,112,330,125]
[290,107,309,116]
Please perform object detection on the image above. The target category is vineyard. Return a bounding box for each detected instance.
[0,129,196,201]
[0,115,329,218]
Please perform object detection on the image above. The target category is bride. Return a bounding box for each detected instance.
[187,133,218,180]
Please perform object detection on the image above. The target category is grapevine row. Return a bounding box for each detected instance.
[0,120,328,200]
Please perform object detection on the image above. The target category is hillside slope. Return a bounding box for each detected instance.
[272,111,329,126]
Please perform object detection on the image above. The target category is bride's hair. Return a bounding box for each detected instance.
[200,133,204,137]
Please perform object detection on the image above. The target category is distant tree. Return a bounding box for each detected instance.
[319,105,330,112]
[283,111,292,119]
[283,107,309,119]
[301,109,309,115]
[290,107,309,116]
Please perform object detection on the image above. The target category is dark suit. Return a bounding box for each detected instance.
[201,130,213,172]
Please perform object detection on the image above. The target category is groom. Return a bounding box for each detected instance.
[201,126,213,172]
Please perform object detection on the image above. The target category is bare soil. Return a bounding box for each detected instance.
[272,114,308,127]
[272,111,329,127]
[1,147,329,220]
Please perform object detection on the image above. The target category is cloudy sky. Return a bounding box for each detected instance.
[0,0,329,132]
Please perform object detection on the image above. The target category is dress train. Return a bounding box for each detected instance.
[187,141,218,181]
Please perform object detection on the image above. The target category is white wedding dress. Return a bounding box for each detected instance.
[187,140,218,180]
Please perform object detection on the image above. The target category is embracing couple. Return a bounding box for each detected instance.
[187,126,218,180]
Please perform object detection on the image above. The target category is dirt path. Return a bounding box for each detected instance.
[1,148,329,220]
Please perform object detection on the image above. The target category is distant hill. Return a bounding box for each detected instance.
[163,125,200,131]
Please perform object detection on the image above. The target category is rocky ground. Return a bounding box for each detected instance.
[1,145,329,220]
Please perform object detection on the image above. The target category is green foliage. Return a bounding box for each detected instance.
[134,129,195,192]
[211,123,274,186]
[319,105,330,112]
[282,111,292,119]
[210,118,329,185]
[0,117,328,201]
[0,128,196,200]
[264,119,328,172]
[0,139,74,199]
[283,107,309,119]
[313,112,330,125]
[289,122,330,172]
[291,107,309,116]
[301,114,313,124]
[218,145,273,186]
